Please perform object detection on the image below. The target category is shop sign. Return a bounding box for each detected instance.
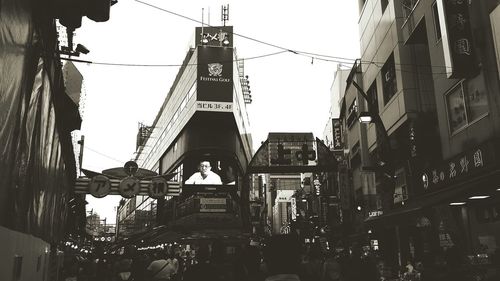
[332,118,343,150]
[148,177,168,199]
[89,175,111,198]
[276,190,295,203]
[291,198,297,221]
[119,177,141,198]
[368,210,383,217]
[420,141,496,191]
[199,198,226,213]
[196,101,232,112]
[437,0,478,78]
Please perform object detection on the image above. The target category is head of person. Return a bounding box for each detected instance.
[263,234,301,275]
[198,161,212,177]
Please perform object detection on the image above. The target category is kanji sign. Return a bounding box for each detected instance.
[119,177,141,198]
[420,140,497,191]
[89,175,111,198]
[148,177,168,199]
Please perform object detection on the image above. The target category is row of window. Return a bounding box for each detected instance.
[142,82,196,168]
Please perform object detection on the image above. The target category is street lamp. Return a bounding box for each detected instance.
[346,61,395,212]
[358,112,373,124]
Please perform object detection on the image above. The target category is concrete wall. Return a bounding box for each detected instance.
[0,226,51,281]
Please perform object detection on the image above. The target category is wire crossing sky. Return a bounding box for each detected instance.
[74,0,361,220]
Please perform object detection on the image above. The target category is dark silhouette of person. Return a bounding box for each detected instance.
[183,245,219,281]
[263,234,302,281]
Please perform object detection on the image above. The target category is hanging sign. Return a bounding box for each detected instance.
[148,177,168,199]
[89,175,111,198]
[119,177,141,198]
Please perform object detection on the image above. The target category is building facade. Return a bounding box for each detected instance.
[327,0,500,278]
[116,26,254,246]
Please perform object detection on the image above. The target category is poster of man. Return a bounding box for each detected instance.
[185,160,222,185]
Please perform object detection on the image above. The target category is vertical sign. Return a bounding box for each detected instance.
[332,118,343,150]
[197,46,233,105]
[291,197,297,221]
[437,0,478,78]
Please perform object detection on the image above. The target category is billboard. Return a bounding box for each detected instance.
[197,45,233,107]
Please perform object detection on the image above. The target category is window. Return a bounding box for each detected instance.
[432,1,441,41]
[393,168,408,203]
[446,77,488,134]
[367,81,378,114]
[401,0,420,21]
[381,0,389,13]
[382,54,397,104]
[347,98,358,128]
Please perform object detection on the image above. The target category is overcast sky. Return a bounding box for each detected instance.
[73,0,360,221]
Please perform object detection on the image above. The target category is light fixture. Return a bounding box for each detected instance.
[358,112,373,123]
[497,188,500,191]
[357,205,362,211]
[201,34,209,45]
[449,202,466,206]
[75,44,90,55]
[222,35,230,46]
[469,195,490,200]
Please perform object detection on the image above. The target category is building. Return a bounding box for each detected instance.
[326,0,500,278]
[116,25,254,247]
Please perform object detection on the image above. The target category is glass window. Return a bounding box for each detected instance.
[446,83,467,132]
[465,74,488,121]
[382,54,397,104]
[446,77,489,134]
[432,1,442,41]
[367,81,378,114]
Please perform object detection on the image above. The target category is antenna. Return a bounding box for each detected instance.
[221,4,229,26]
[201,8,204,44]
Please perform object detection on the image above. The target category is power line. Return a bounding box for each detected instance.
[85,146,126,164]
[133,1,499,76]
[59,50,289,67]
[134,0,357,63]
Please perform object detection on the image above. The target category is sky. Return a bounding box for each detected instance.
[73,0,361,221]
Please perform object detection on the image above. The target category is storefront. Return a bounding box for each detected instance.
[366,138,500,280]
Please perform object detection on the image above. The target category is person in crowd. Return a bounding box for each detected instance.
[263,234,302,281]
[183,245,219,281]
[166,251,179,280]
[114,253,133,281]
[243,245,265,281]
[185,160,222,185]
[359,250,379,281]
[300,244,323,281]
[322,251,341,281]
[146,251,176,281]
[130,252,150,281]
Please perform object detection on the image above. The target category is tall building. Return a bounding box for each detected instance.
[326,0,500,277]
[116,25,254,246]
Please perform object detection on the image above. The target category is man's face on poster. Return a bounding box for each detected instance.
[199,161,211,177]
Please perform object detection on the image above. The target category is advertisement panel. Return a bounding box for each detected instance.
[199,198,227,213]
[197,46,233,104]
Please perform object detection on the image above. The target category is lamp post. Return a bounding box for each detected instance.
[346,67,395,214]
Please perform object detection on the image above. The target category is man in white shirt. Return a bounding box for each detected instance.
[185,161,222,185]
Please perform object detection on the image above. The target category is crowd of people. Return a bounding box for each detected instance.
[60,234,438,281]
